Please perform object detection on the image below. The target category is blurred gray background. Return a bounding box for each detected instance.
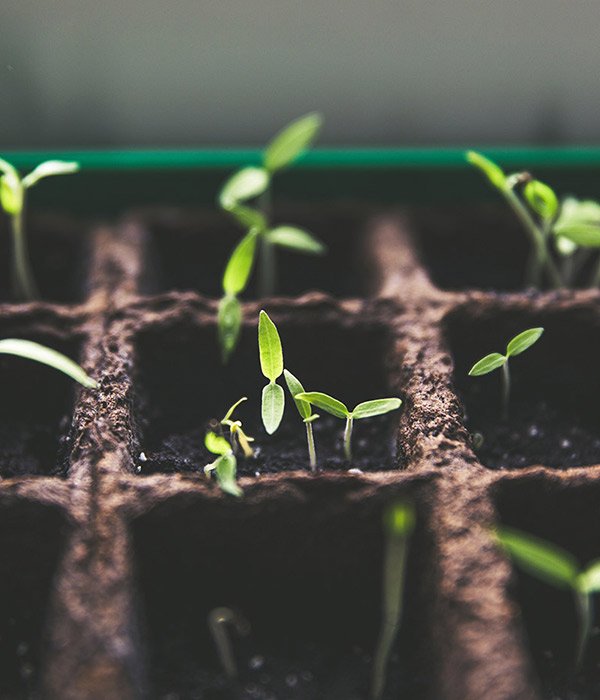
[1,0,599,148]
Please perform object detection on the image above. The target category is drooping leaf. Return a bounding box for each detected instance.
[261,381,285,434]
[218,295,242,363]
[264,113,323,173]
[226,204,267,231]
[578,560,600,594]
[205,431,231,456]
[219,167,270,209]
[352,398,402,420]
[295,391,348,419]
[258,310,283,381]
[283,369,311,419]
[506,328,544,357]
[266,226,325,254]
[0,338,97,388]
[21,160,79,189]
[524,180,558,221]
[466,151,507,191]
[468,352,506,376]
[222,396,248,423]
[495,527,578,589]
[214,453,243,497]
[222,229,259,296]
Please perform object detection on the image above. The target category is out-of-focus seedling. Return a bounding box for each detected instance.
[207,606,251,678]
[372,501,415,700]
[295,391,401,461]
[284,369,319,471]
[220,397,254,458]
[495,526,600,670]
[258,310,285,435]
[204,431,243,497]
[552,197,600,286]
[468,327,543,420]
[0,158,79,300]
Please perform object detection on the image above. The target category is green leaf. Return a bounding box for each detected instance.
[295,391,349,419]
[468,353,506,376]
[555,235,578,256]
[495,527,578,589]
[506,328,544,357]
[0,338,97,388]
[215,453,243,497]
[21,160,79,189]
[264,113,323,172]
[258,310,283,381]
[219,167,270,209]
[226,204,267,231]
[283,369,311,419]
[579,560,600,594]
[261,381,285,435]
[524,180,558,221]
[222,229,259,296]
[0,175,23,215]
[553,221,600,248]
[384,501,415,537]
[218,295,242,363]
[205,431,231,456]
[266,226,326,255]
[352,398,402,420]
[466,151,507,191]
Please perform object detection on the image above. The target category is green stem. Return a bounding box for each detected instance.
[344,415,354,461]
[501,361,510,421]
[574,590,592,672]
[258,187,275,297]
[11,205,38,301]
[306,421,317,472]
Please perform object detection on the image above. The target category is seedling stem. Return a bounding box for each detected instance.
[344,415,354,461]
[207,607,250,678]
[11,205,37,300]
[305,419,317,470]
[501,361,510,420]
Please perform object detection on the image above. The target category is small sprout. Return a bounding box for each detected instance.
[0,158,79,300]
[468,327,543,420]
[284,369,319,471]
[495,526,600,670]
[204,431,242,498]
[207,606,250,678]
[220,397,255,458]
[295,392,402,462]
[372,501,415,700]
[258,310,285,435]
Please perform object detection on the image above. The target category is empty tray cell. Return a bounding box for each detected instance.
[0,500,65,697]
[445,304,600,469]
[132,483,433,698]
[494,476,600,698]
[143,204,375,298]
[411,204,529,291]
[133,312,402,476]
[0,214,89,304]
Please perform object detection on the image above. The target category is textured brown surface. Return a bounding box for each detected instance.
[2,204,600,699]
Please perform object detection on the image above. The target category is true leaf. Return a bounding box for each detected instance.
[506,328,544,357]
[579,560,600,594]
[295,391,348,419]
[258,310,283,381]
[466,151,507,191]
[283,369,311,419]
[524,180,558,221]
[21,160,79,189]
[266,226,325,254]
[205,431,231,456]
[218,295,242,363]
[495,527,578,589]
[468,353,506,376]
[264,112,322,173]
[352,398,402,420]
[262,382,285,434]
[0,338,97,388]
[219,167,270,209]
[215,453,243,498]
[222,229,259,296]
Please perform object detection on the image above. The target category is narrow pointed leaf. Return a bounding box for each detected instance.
[218,295,242,363]
[579,560,600,594]
[258,310,283,381]
[352,398,402,420]
[283,369,311,419]
[506,328,544,357]
[466,151,507,191]
[222,229,259,296]
[495,527,578,589]
[219,167,269,209]
[0,338,97,388]
[266,226,325,254]
[222,396,248,423]
[262,382,285,434]
[22,160,79,189]
[205,431,231,456]
[295,391,348,419]
[215,453,243,498]
[468,353,506,376]
[264,112,322,172]
[524,180,558,221]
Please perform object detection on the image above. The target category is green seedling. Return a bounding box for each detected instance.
[0,158,79,300]
[372,501,415,700]
[284,369,319,471]
[0,338,96,388]
[468,327,543,420]
[258,310,285,435]
[207,607,250,678]
[220,396,254,458]
[204,431,243,497]
[295,391,402,461]
[495,526,600,670]
[552,197,600,287]
[218,114,325,362]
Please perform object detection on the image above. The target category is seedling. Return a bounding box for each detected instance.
[495,526,600,670]
[0,158,80,300]
[295,391,402,461]
[220,397,254,458]
[372,501,415,700]
[258,310,285,435]
[204,431,243,497]
[207,606,250,678]
[284,369,319,471]
[218,114,325,361]
[468,327,544,420]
